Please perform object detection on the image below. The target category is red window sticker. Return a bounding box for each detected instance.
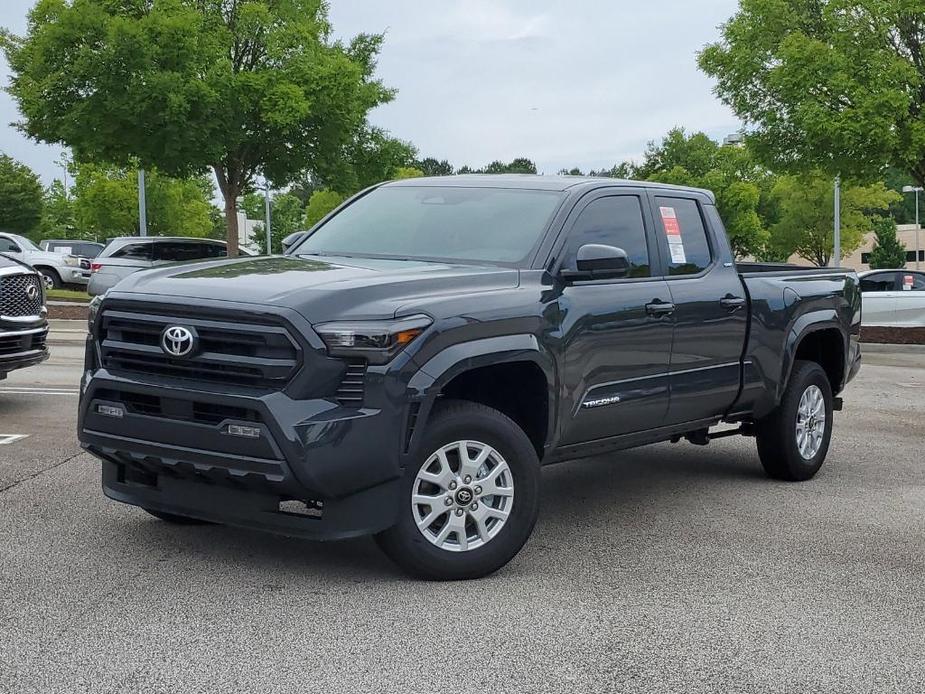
[903,275,913,290]
[659,206,681,236]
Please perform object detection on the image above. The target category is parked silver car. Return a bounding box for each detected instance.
[88,237,252,296]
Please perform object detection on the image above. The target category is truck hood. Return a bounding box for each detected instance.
[109,255,520,323]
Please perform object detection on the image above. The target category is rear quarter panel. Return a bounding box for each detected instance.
[735,270,860,419]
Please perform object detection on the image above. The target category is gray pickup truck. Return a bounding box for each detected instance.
[79,176,861,580]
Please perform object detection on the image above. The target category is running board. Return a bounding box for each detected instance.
[671,423,755,446]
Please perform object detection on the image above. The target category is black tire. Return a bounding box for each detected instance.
[36,268,62,289]
[376,400,540,580]
[144,508,212,525]
[755,360,834,481]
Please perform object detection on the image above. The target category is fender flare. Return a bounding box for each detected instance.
[406,334,557,453]
[778,311,847,400]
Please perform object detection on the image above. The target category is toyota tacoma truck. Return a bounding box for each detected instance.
[78,176,861,580]
[1,254,49,380]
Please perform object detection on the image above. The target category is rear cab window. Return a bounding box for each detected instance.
[653,197,713,275]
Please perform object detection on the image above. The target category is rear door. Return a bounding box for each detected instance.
[895,271,925,326]
[649,195,749,425]
[552,190,674,444]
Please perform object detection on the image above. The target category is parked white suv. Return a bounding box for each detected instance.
[859,269,925,326]
[0,232,90,289]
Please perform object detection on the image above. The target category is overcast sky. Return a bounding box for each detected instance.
[0,0,741,187]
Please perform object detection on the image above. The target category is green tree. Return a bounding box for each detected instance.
[867,216,907,269]
[460,158,538,175]
[415,158,454,177]
[394,166,424,180]
[630,128,772,257]
[699,1,925,187]
[0,154,43,235]
[303,189,345,227]
[768,173,900,266]
[2,0,394,255]
[39,179,78,239]
[72,163,214,238]
[244,192,304,253]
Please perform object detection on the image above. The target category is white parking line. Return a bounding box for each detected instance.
[0,434,29,445]
[0,387,79,396]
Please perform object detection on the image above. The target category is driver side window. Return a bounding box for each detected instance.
[563,196,651,277]
[0,237,22,253]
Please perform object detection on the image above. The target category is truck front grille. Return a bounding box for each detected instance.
[98,309,301,388]
[0,273,43,318]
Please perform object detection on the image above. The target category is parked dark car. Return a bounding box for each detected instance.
[1,253,49,379]
[40,239,105,259]
[78,176,861,579]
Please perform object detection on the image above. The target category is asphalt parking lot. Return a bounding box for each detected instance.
[1,335,923,693]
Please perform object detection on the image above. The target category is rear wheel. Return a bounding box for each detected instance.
[376,400,540,580]
[755,360,833,481]
[144,508,212,525]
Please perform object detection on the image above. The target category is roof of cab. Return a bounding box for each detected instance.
[383,174,716,201]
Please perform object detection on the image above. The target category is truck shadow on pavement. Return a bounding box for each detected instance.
[120,441,767,582]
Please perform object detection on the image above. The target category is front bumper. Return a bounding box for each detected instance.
[79,369,410,540]
[0,324,49,376]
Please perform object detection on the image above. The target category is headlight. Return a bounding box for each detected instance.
[63,255,79,267]
[315,315,432,365]
[88,295,103,334]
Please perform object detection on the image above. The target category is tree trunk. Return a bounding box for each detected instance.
[214,164,240,257]
[224,190,240,257]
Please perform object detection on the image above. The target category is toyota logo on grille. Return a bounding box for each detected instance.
[25,284,39,300]
[161,326,196,357]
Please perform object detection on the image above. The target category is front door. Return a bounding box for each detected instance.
[552,192,674,445]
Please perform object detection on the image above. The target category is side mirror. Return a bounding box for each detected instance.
[281,230,308,254]
[561,244,630,281]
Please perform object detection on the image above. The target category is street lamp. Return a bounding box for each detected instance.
[902,185,922,270]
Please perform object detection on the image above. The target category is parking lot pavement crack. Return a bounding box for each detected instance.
[0,450,85,495]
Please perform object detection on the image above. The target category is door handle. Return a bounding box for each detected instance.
[720,296,746,310]
[645,300,675,316]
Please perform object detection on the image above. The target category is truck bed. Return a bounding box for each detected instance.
[730,263,861,420]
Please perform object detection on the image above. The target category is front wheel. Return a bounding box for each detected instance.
[755,360,834,481]
[376,400,540,580]
[38,269,61,290]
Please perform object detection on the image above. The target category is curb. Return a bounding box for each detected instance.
[860,342,925,354]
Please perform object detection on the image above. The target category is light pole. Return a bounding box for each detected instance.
[263,179,272,255]
[833,176,841,267]
[902,185,922,270]
[138,169,148,237]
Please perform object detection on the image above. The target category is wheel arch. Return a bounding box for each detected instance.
[781,317,847,399]
[407,335,556,458]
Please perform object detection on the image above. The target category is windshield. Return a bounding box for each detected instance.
[294,186,564,266]
[11,234,40,251]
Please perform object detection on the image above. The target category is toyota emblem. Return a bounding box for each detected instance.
[25,284,39,300]
[161,326,196,357]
